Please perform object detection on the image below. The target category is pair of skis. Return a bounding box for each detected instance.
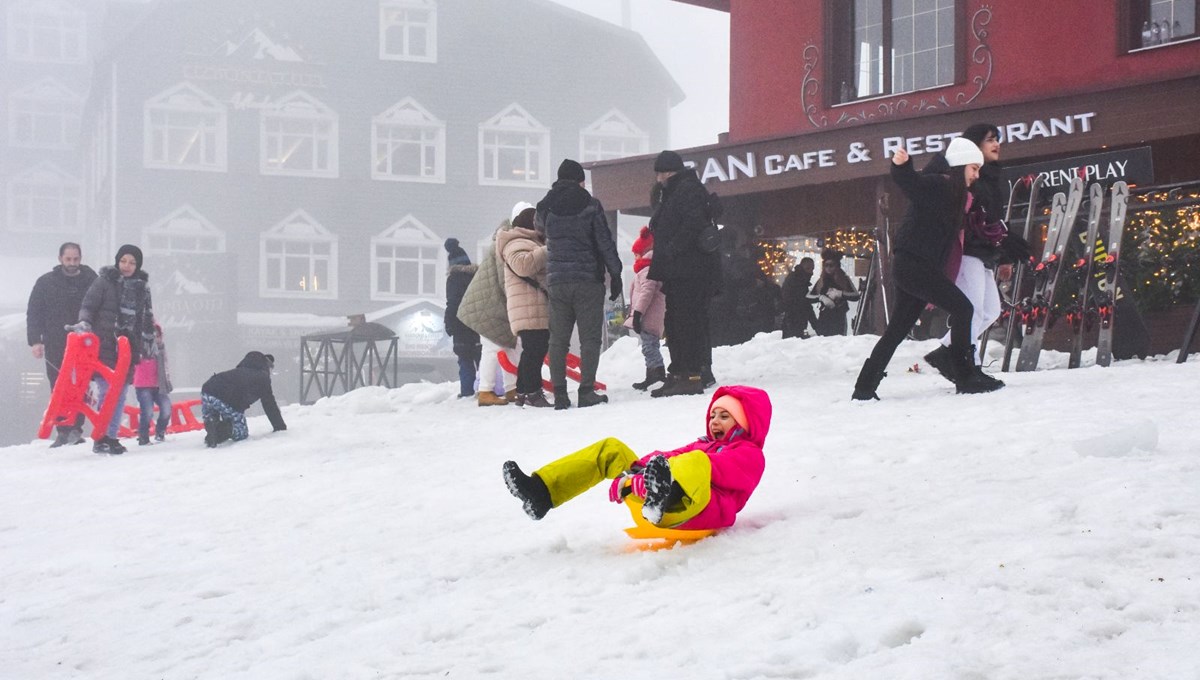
[1093,181,1129,367]
[996,174,1044,371]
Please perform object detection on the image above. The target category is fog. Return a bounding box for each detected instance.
[0,0,730,446]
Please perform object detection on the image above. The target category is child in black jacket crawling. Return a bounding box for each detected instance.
[201,351,286,447]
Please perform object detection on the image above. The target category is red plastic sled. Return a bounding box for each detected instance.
[116,399,206,439]
[496,350,606,392]
[38,333,131,442]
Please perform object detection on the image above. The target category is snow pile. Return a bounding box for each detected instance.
[3,333,1199,679]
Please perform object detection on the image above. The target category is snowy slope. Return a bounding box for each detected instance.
[2,334,1198,680]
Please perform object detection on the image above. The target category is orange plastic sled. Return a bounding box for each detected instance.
[116,399,206,439]
[496,350,606,392]
[621,495,716,551]
[38,333,131,442]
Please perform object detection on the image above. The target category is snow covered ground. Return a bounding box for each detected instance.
[2,333,1198,680]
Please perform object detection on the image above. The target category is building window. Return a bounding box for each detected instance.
[372,97,445,183]
[478,103,550,187]
[144,83,227,172]
[580,109,649,163]
[260,92,338,178]
[8,78,80,149]
[829,0,959,104]
[380,0,437,63]
[1126,0,1198,49]
[371,215,441,300]
[6,0,86,64]
[260,210,338,299]
[143,205,226,255]
[6,163,81,233]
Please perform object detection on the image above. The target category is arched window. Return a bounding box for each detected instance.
[372,97,445,183]
[478,103,550,187]
[260,91,339,178]
[6,162,81,233]
[143,205,226,255]
[8,78,80,149]
[371,214,441,300]
[143,83,227,172]
[580,109,649,163]
[260,209,338,299]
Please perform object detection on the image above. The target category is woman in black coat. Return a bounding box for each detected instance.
[852,139,1003,400]
[201,351,286,447]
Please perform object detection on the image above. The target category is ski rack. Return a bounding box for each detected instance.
[995,174,1043,370]
[38,332,131,442]
[496,351,606,393]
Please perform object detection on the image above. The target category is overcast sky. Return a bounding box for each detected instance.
[547,0,730,150]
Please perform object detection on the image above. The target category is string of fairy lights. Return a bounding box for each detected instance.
[1124,189,1200,311]
[756,228,877,280]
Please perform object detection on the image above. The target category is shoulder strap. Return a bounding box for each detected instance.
[505,260,546,294]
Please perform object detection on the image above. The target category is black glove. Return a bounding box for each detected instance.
[1000,233,1033,264]
[632,311,644,334]
[609,275,622,302]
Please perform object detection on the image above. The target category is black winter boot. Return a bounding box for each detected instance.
[553,385,571,410]
[502,461,553,520]
[700,366,716,389]
[632,366,667,391]
[652,373,703,398]
[852,359,887,401]
[953,345,1004,394]
[577,386,608,408]
[923,344,956,384]
[641,455,684,525]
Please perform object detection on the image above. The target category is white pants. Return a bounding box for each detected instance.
[479,336,519,394]
[940,255,1001,364]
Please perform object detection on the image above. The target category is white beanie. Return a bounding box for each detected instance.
[944,137,984,167]
[510,201,535,222]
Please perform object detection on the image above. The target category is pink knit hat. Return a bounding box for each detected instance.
[710,394,748,434]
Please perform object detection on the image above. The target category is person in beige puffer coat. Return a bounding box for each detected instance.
[497,206,553,408]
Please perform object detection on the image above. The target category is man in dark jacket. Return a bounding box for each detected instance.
[26,242,98,447]
[444,239,481,398]
[201,351,287,447]
[781,257,816,338]
[536,158,623,410]
[647,150,721,397]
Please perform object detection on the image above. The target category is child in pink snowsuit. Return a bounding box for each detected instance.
[132,324,173,445]
[503,385,770,529]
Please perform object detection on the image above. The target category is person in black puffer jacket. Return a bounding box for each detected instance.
[201,351,286,447]
[444,239,481,398]
[536,159,623,410]
[648,150,722,397]
[920,123,1031,381]
[852,138,1004,400]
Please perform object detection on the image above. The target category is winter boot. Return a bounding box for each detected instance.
[700,366,716,389]
[138,435,152,446]
[649,373,677,398]
[923,344,956,384]
[104,437,126,455]
[632,365,666,391]
[577,386,608,408]
[477,390,507,407]
[66,428,85,446]
[504,389,518,404]
[641,455,684,525]
[851,358,887,401]
[205,419,233,447]
[953,345,1004,395]
[49,428,70,448]
[652,373,703,398]
[553,385,571,410]
[502,461,553,520]
[154,431,166,443]
[522,391,552,408]
[92,438,110,455]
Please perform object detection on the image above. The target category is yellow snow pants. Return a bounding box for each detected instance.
[534,437,712,527]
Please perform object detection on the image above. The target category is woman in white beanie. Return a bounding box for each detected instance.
[852,137,1003,400]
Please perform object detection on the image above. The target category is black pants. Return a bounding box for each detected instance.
[516,329,549,394]
[663,279,713,375]
[866,252,974,368]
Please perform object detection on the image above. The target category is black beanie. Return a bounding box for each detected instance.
[115,243,143,270]
[653,150,685,173]
[557,159,585,182]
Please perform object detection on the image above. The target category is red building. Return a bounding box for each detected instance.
[589,0,1200,349]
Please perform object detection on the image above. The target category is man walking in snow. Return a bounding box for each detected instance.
[26,242,98,447]
[536,159,623,410]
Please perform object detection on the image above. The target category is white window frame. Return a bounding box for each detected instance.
[7,78,81,149]
[372,97,446,183]
[379,0,437,63]
[6,162,82,234]
[6,0,86,64]
[370,215,442,301]
[478,103,550,187]
[260,209,338,300]
[260,91,339,178]
[143,83,227,172]
[142,205,226,255]
[579,108,650,163]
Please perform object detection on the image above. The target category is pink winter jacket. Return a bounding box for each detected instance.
[637,385,771,530]
[622,265,665,337]
[133,357,159,388]
[496,226,549,334]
